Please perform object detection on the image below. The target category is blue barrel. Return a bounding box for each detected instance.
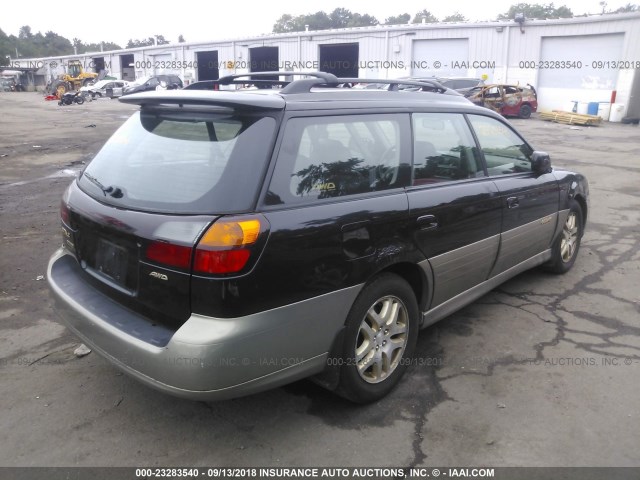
[588,102,599,115]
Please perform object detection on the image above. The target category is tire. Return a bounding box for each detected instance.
[519,104,532,119]
[335,273,419,403]
[51,80,67,97]
[74,95,85,105]
[544,200,583,274]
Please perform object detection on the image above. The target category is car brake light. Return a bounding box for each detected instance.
[60,201,70,225]
[146,242,192,270]
[194,218,263,274]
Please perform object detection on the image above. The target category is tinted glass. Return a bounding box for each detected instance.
[266,114,409,206]
[79,111,277,214]
[468,115,533,175]
[412,113,484,184]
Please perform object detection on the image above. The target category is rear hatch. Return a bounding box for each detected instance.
[63,94,282,329]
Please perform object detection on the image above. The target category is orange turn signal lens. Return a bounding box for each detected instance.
[199,219,261,248]
[193,217,266,275]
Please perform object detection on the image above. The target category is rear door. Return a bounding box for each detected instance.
[258,112,413,308]
[467,114,559,276]
[408,113,502,307]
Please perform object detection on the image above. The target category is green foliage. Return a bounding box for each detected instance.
[412,9,439,23]
[0,25,126,62]
[72,38,123,54]
[126,35,171,48]
[497,3,574,20]
[442,12,467,22]
[273,8,378,33]
[384,13,411,25]
[612,3,639,12]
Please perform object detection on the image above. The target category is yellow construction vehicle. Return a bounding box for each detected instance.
[49,60,98,97]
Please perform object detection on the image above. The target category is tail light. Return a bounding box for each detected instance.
[146,242,192,270]
[194,217,266,274]
[144,216,268,275]
[60,201,70,225]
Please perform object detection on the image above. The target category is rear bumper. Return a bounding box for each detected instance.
[47,249,361,400]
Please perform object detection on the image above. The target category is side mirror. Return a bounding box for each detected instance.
[531,151,552,174]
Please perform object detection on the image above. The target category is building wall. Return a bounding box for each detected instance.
[18,12,640,118]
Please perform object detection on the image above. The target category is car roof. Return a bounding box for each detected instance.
[120,88,491,113]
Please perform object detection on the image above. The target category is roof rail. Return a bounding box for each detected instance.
[218,71,338,88]
[216,71,450,95]
[280,76,449,94]
[339,78,448,93]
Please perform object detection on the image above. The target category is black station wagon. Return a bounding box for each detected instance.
[48,72,589,403]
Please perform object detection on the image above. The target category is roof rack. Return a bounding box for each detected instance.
[336,78,447,93]
[218,71,338,88]
[280,75,448,94]
[216,71,449,95]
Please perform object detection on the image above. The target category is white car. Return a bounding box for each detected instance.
[80,79,130,99]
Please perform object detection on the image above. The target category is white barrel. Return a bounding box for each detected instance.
[577,102,589,115]
[609,103,626,122]
[597,103,611,121]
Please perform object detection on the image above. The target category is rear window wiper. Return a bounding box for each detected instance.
[83,172,124,198]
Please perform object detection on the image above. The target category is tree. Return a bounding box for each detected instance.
[412,9,439,23]
[273,8,378,33]
[497,3,573,20]
[18,25,33,39]
[443,12,467,22]
[178,34,186,43]
[613,3,639,12]
[385,13,411,25]
[126,35,170,48]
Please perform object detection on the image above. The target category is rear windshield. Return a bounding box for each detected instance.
[78,110,277,214]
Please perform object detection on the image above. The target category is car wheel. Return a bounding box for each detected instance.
[335,273,418,403]
[544,200,583,274]
[519,104,532,119]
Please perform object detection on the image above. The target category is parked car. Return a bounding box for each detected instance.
[465,84,538,118]
[392,76,483,94]
[123,75,183,95]
[432,76,485,94]
[80,79,130,99]
[183,80,218,90]
[48,72,588,403]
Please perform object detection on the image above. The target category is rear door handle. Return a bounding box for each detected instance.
[417,214,439,231]
[507,197,520,209]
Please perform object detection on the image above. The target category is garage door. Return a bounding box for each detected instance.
[151,53,177,75]
[411,39,469,77]
[538,34,624,110]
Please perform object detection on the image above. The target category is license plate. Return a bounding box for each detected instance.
[96,239,129,286]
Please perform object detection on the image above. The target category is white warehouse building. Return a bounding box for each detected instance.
[14,11,640,120]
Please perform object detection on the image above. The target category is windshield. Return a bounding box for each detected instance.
[78,110,277,214]
[131,76,151,86]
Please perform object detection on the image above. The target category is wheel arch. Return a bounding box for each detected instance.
[573,193,588,233]
[312,261,430,391]
[377,262,430,314]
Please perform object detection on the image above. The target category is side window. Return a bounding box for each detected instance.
[266,114,410,206]
[412,113,484,185]
[468,115,533,175]
[485,86,502,98]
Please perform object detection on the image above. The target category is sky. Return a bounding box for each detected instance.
[2,0,636,47]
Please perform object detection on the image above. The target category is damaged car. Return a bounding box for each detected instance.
[465,84,538,119]
[80,79,130,99]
